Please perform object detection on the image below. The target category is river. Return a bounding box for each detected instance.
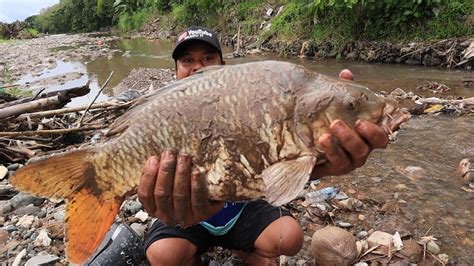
[15,37,474,264]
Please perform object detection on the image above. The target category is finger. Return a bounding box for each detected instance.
[338,69,353,81]
[355,120,389,149]
[331,120,370,168]
[154,149,178,225]
[312,134,352,178]
[138,156,159,215]
[173,153,192,226]
[190,170,223,224]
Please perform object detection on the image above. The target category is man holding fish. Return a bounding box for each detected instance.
[139,26,393,265]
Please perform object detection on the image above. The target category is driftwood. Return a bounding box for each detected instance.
[0,125,106,137]
[0,82,90,109]
[418,97,474,106]
[0,94,71,119]
[16,101,130,119]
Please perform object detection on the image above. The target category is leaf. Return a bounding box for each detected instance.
[432,7,440,17]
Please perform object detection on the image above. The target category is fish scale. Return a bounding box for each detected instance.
[10,60,410,264]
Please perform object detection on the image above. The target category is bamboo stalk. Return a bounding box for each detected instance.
[17,101,129,119]
[0,95,69,119]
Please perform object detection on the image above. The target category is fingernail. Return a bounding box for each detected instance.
[148,157,158,167]
[356,120,366,131]
[332,121,344,134]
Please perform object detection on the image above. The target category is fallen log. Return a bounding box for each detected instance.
[418,97,474,106]
[0,82,90,109]
[0,94,70,119]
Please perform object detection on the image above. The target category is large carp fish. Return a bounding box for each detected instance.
[10,60,410,263]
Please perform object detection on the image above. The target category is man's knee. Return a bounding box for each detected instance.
[255,216,304,257]
[146,238,197,265]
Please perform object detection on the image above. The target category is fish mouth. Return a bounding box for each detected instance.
[380,98,411,141]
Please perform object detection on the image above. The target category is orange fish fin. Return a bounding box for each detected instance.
[66,187,123,264]
[9,148,96,199]
[263,155,317,206]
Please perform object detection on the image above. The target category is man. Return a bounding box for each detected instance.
[139,26,391,265]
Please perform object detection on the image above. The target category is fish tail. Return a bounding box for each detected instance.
[10,148,123,264]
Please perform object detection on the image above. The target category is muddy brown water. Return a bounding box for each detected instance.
[17,38,474,263]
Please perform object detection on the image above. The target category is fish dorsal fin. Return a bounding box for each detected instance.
[262,155,317,206]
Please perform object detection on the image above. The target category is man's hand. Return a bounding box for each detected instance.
[311,120,389,179]
[138,149,224,227]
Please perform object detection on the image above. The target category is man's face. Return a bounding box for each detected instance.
[175,40,223,80]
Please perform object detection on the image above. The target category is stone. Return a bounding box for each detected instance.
[0,166,7,180]
[403,166,426,181]
[34,229,51,247]
[7,163,20,171]
[12,248,27,266]
[25,254,60,266]
[0,200,13,215]
[336,221,353,228]
[13,204,42,216]
[357,231,368,240]
[135,210,149,222]
[53,209,66,221]
[122,200,142,214]
[0,229,9,245]
[10,193,44,209]
[130,223,146,239]
[16,215,36,228]
[43,221,64,239]
[426,240,440,254]
[367,231,393,247]
[358,214,365,221]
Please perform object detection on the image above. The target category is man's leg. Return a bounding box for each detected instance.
[146,238,198,265]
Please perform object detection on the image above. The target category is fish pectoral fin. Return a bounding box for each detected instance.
[66,188,123,264]
[262,155,317,206]
[9,148,96,199]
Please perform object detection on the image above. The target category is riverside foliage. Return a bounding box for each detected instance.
[25,0,472,41]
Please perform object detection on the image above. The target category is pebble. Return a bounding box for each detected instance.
[12,248,27,266]
[358,214,365,221]
[404,166,426,180]
[122,200,143,214]
[135,210,149,222]
[335,221,353,228]
[10,193,45,209]
[16,215,36,229]
[0,200,13,215]
[367,231,393,247]
[13,204,42,216]
[53,210,66,221]
[130,223,146,239]
[357,231,368,239]
[395,183,408,190]
[354,263,368,266]
[372,177,382,183]
[4,225,18,233]
[7,163,20,171]
[34,229,52,247]
[426,240,440,254]
[25,254,60,266]
[0,166,7,180]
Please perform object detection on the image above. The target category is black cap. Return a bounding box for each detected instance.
[172,26,222,61]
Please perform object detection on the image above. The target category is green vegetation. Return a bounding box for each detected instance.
[23,0,472,45]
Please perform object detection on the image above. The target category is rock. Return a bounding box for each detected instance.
[336,221,353,228]
[34,229,52,247]
[3,225,18,233]
[0,200,13,215]
[457,158,473,184]
[16,215,36,228]
[135,210,149,222]
[53,209,66,221]
[426,240,440,254]
[372,176,382,183]
[367,231,393,247]
[130,223,146,239]
[13,204,42,216]
[354,263,368,266]
[357,231,368,240]
[403,166,426,180]
[7,163,20,171]
[0,166,7,180]
[12,248,27,266]
[358,214,365,221]
[122,200,142,214]
[0,229,9,245]
[25,254,60,266]
[311,226,357,266]
[10,192,45,209]
[398,240,423,263]
[43,221,64,239]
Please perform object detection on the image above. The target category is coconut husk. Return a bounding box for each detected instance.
[311,226,358,266]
